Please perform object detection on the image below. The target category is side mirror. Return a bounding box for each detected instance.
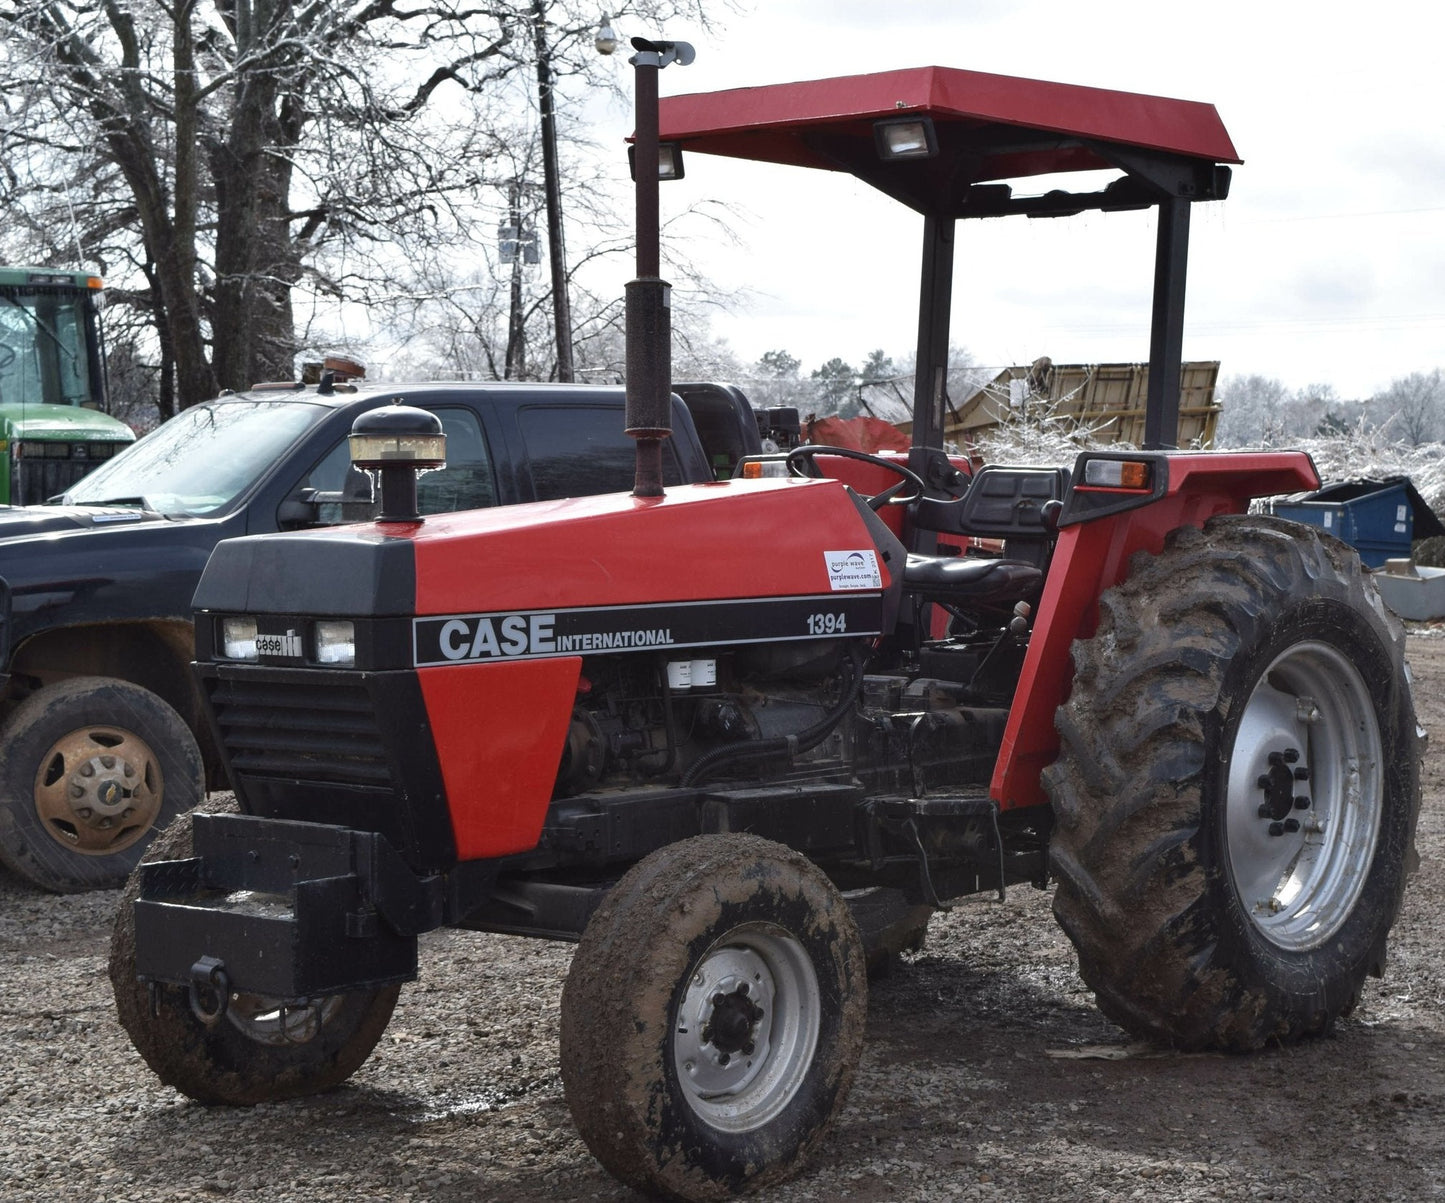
[278,472,377,529]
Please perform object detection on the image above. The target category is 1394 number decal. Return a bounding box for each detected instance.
[805,612,847,635]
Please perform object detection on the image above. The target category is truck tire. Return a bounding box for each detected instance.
[560,834,866,1201]
[845,887,933,977]
[1045,515,1421,1051]
[109,798,400,1105]
[0,677,204,892]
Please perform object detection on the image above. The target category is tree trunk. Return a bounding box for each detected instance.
[209,0,301,391]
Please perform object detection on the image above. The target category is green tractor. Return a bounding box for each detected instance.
[0,267,135,504]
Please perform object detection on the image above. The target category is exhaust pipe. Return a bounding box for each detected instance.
[626,37,693,498]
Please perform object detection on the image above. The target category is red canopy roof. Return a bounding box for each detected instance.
[659,65,1239,185]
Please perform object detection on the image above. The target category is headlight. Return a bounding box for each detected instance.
[314,620,356,666]
[221,616,258,660]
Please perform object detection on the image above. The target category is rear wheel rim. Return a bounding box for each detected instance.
[673,923,821,1133]
[1225,640,1383,951]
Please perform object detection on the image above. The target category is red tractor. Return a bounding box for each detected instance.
[112,47,1420,1203]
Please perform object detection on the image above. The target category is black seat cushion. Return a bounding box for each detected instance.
[902,554,1043,608]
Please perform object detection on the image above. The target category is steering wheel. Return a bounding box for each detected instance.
[784,444,927,511]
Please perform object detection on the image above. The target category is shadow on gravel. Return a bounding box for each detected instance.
[831,909,1445,1203]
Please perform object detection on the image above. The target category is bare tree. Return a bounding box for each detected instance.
[0,0,716,414]
[1214,374,1294,447]
[1368,369,1444,447]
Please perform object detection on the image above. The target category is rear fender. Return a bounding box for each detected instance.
[990,450,1319,812]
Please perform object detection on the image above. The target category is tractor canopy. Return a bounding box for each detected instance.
[656,66,1241,452]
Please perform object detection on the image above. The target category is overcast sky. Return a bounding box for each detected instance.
[584,0,1444,399]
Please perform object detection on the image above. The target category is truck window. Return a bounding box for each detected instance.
[65,399,326,516]
[298,406,497,522]
[416,408,497,514]
[519,405,689,500]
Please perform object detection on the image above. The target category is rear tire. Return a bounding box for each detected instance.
[109,798,400,1104]
[0,677,203,892]
[1046,515,1421,1051]
[560,834,866,1201]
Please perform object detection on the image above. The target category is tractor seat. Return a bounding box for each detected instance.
[902,554,1043,609]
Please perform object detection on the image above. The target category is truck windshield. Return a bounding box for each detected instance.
[61,400,328,517]
[0,288,94,408]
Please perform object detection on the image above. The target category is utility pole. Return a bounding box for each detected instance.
[532,0,573,382]
[505,180,527,379]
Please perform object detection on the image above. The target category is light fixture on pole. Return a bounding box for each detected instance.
[595,12,618,55]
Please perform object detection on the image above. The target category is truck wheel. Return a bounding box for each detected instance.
[560,834,866,1201]
[845,887,933,977]
[0,677,204,892]
[109,798,400,1105]
[1046,515,1421,1051]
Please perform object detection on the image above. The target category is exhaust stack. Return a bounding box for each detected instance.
[625,37,693,498]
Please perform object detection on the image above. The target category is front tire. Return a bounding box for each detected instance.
[109,799,400,1104]
[1046,515,1421,1051]
[560,834,866,1201]
[0,677,204,892]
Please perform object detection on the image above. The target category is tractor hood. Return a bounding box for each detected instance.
[0,402,135,441]
[194,478,909,662]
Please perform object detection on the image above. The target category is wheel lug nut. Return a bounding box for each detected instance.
[737,982,749,995]
[1294,767,1310,781]
[1268,822,1285,837]
[742,1041,755,1055]
[712,993,725,1007]
[718,1053,730,1067]
[1294,796,1310,810]
[1258,804,1273,819]
[1257,775,1272,790]
[1283,818,1301,834]
[1282,748,1300,763]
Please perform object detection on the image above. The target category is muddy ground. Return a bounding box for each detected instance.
[3,634,1444,1203]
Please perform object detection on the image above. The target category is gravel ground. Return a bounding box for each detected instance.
[3,633,1444,1203]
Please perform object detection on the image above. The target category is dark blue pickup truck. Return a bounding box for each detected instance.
[0,378,782,891]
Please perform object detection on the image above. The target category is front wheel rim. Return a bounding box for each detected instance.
[673,923,821,1133]
[225,994,345,1046]
[1225,640,1384,951]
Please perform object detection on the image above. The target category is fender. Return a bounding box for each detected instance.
[991,450,1320,812]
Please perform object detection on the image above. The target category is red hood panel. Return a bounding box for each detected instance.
[406,477,888,614]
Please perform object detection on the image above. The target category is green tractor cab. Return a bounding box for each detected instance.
[0,267,135,504]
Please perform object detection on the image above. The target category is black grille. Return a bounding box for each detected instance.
[208,676,393,786]
[14,455,103,504]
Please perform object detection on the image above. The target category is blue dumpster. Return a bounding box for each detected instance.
[1269,477,1443,568]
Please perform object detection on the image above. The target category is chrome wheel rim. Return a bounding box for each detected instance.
[674,923,820,1132]
[226,994,344,1046]
[1226,640,1383,951]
